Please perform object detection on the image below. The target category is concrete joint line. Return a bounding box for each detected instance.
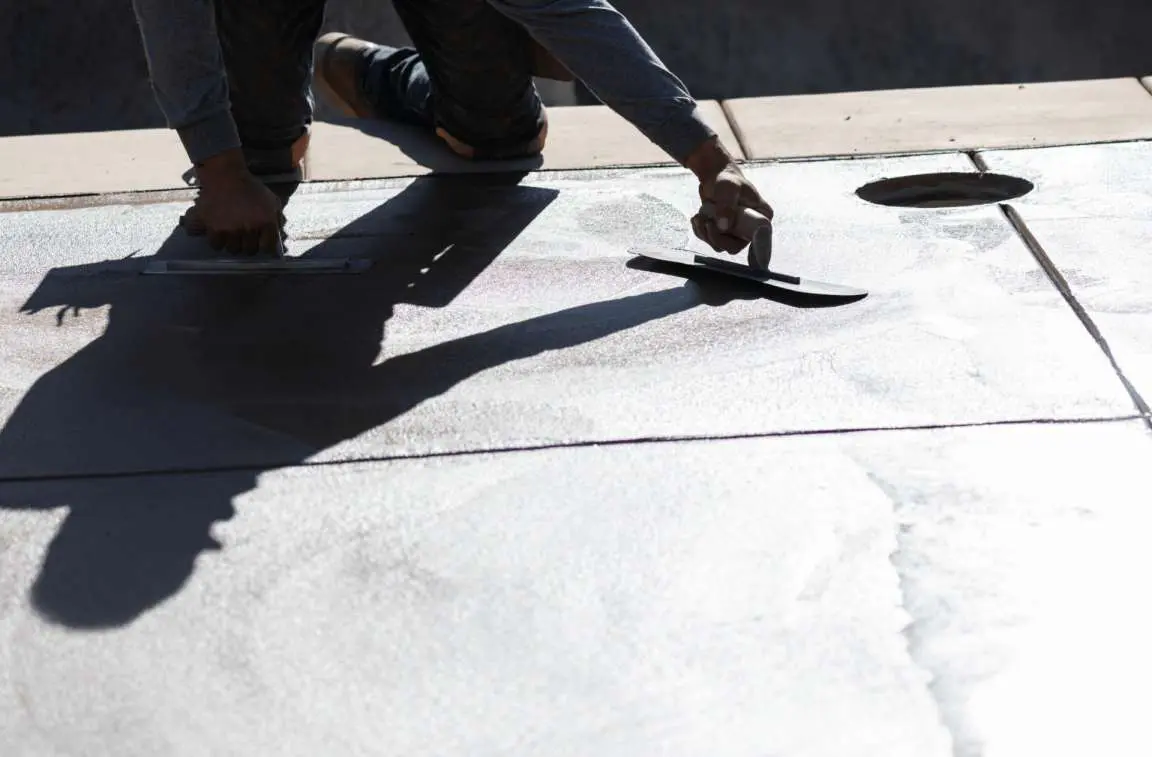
[998,203,1151,418]
[966,149,1150,426]
[719,100,752,162]
[0,415,1143,487]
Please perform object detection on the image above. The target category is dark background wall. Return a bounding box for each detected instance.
[1,0,1150,136]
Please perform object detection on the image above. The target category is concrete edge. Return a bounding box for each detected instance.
[722,77,1152,161]
[4,79,1152,201]
[719,100,753,163]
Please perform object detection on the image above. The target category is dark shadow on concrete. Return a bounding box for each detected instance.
[0,170,759,630]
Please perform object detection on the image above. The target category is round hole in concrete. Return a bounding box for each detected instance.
[856,172,1033,208]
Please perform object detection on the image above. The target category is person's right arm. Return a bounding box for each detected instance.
[130,0,285,255]
[489,0,773,256]
[130,0,241,163]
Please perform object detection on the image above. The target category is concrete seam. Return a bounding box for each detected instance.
[12,137,1152,209]
[719,100,753,161]
[966,150,989,173]
[992,213,1151,421]
[1002,202,1152,424]
[966,148,1150,425]
[0,414,1142,486]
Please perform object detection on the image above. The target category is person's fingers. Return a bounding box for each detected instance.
[238,228,259,256]
[696,216,749,254]
[749,199,775,221]
[691,212,706,243]
[706,177,742,235]
[710,229,750,255]
[733,182,774,221]
[180,212,207,236]
[222,230,245,255]
[258,225,281,256]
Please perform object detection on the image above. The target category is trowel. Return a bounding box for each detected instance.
[142,225,371,276]
[630,201,867,300]
[142,255,372,275]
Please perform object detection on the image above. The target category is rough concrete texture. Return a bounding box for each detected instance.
[3,150,1152,754]
[979,141,1152,405]
[3,424,1152,756]
[0,154,1137,481]
[4,0,1152,135]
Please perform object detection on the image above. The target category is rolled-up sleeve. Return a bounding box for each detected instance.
[489,0,716,164]
[130,0,240,163]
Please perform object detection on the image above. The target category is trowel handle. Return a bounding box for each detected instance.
[700,201,772,242]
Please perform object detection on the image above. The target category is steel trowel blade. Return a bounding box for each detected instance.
[142,257,372,275]
[630,245,868,300]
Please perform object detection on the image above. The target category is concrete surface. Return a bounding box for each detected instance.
[0,128,191,200]
[16,74,1152,200]
[0,100,739,200]
[305,100,743,182]
[980,140,1152,405]
[0,153,1137,481]
[6,0,1152,136]
[3,425,1152,755]
[3,146,1152,755]
[724,78,1152,160]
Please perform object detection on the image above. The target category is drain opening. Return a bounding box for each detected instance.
[856,172,1033,208]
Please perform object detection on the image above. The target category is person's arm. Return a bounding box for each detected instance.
[489,0,716,167]
[129,1,285,256]
[491,0,772,255]
[130,0,241,164]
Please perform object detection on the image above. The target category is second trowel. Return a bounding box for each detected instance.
[630,201,867,301]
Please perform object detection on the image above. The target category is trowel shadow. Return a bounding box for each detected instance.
[0,170,751,630]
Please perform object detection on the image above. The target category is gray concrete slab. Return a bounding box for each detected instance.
[980,141,1152,405]
[0,154,1136,479]
[3,421,1151,755]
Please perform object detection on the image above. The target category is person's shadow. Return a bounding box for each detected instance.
[0,169,770,630]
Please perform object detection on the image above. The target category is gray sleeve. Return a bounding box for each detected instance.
[130,0,241,163]
[488,0,717,164]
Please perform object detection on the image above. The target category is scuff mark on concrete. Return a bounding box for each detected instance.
[865,469,968,757]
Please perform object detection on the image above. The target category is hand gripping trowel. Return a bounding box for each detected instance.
[143,158,370,275]
[142,195,369,276]
[630,201,867,301]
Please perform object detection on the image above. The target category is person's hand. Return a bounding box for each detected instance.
[684,137,774,255]
[183,149,285,256]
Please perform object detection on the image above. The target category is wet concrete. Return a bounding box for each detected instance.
[3,153,1152,754]
[980,141,1152,407]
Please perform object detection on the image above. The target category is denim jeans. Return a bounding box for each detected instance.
[213,0,546,175]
